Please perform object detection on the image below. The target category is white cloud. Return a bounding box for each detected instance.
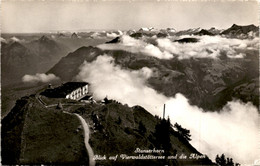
[90,32,101,38]
[10,36,20,42]
[98,35,173,59]
[99,34,258,60]
[1,37,7,43]
[157,35,259,59]
[165,95,259,164]
[141,44,173,59]
[76,55,167,110]
[118,30,123,36]
[75,55,259,164]
[22,73,60,84]
[7,36,28,43]
[106,32,118,38]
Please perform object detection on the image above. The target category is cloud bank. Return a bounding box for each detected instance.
[165,95,259,164]
[76,55,167,109]
[22,73,60,84]
[76,55,259,164]
[157,35,259,59]
[97,35,173,59]
[98,35,259,60]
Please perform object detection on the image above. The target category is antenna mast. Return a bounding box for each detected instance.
[163,104,165,119]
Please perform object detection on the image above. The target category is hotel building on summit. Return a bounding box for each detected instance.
[41,82,91,101]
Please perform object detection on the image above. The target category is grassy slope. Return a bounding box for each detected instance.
[69,101,212,165]
[1,83,52,119]
[1,97,29,164]
[2,96,88,165]
[2,91,212,165]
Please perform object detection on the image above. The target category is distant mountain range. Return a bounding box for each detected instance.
[134,24,259,38]
[1,36,69,85]
[45,24,258,39]
[2,24,259,107]
[45,24,259,111]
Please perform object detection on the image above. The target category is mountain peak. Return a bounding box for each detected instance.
[39,35,50,42]
[195,29,214,36]
[71,32,79,39]
[106,37,120,44]
[221,24,259,36]
[8,41,24,49]
[166,28,176,33]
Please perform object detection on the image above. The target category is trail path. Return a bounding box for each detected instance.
[36,95,95,165]
[74,114,95,166]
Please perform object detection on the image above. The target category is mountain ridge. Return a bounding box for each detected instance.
[2,94,213,165]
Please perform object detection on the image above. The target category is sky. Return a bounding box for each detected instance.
[1,0,259,33]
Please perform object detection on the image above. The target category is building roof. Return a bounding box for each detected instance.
[41,82,88,98]
[80,94,92,100]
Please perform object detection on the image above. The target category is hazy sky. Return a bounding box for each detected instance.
[1,0,259,33]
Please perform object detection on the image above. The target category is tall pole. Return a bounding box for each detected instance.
[163,104,165,119]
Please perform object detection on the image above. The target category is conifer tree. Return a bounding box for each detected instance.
[220,154,226,166]
[174,122,191,141]
[216,154,220,165]
[154,118,172,155]
[138,121,147,135]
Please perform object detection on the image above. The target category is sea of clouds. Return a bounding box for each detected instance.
[157,35,259,59]
[76,55,259,164]
[97,34,259,60]
[98,35,173,59]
